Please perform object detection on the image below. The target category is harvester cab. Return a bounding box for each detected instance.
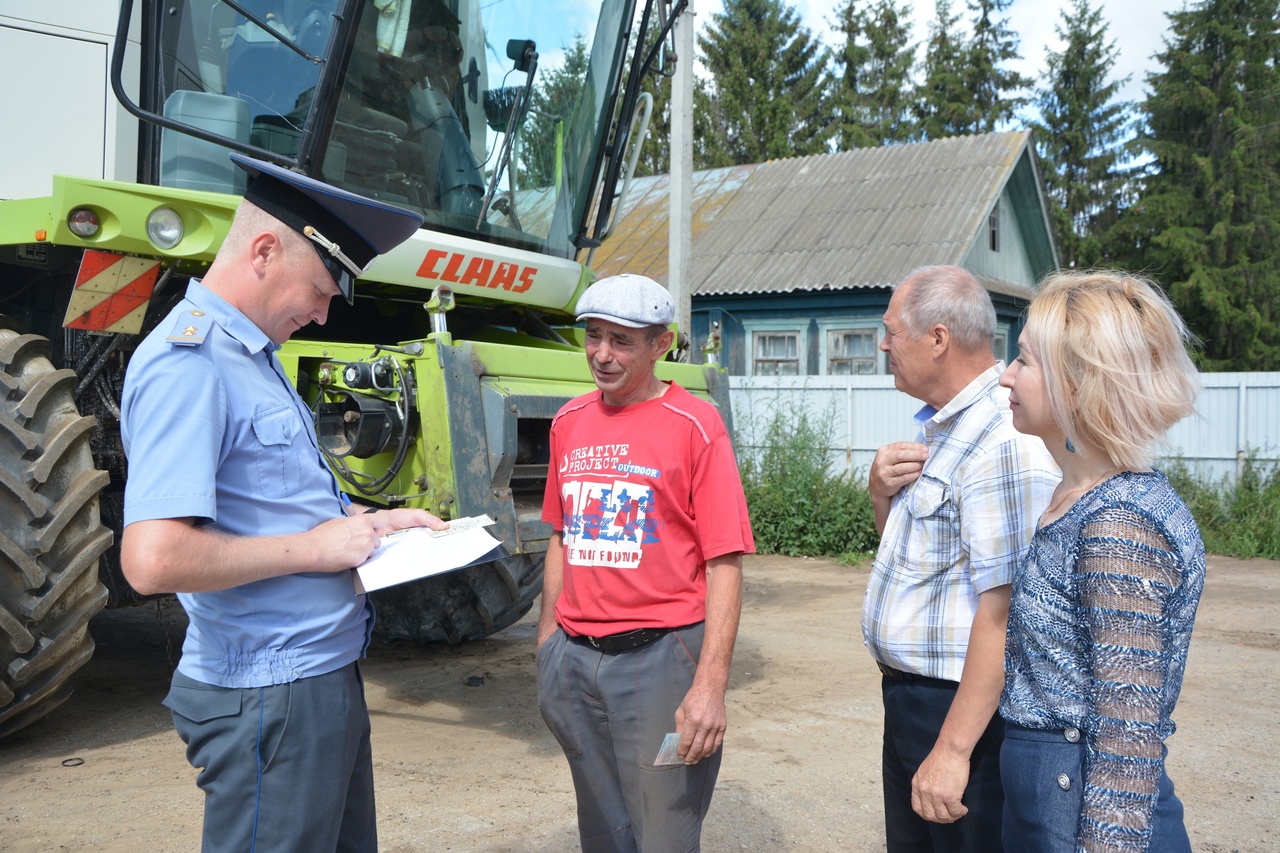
[0,0,727,738]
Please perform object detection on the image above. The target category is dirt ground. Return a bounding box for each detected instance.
[1,553,1276,852]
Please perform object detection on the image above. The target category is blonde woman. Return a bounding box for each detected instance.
[997,271,1204,852]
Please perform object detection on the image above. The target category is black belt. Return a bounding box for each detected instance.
[877,661,925,682]
[876,662,957,687]
[571,624,693,653]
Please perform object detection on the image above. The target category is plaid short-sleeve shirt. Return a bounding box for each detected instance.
[861,365,1059,683]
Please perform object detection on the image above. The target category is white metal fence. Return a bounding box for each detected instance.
[728,372,1280,483]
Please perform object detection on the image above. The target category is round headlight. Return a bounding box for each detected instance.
[67,209,100,238]
[147,207,184,250]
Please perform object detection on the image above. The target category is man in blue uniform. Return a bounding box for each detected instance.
[120,153,444,852]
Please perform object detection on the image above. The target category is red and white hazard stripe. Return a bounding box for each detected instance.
[62,250,162,334]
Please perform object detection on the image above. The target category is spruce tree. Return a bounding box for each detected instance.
[696,0,836,166]
[1123,0,1280,370]
[692,78,732,168]
[832,0,917,148]
[964,0,1032,132]
[1030,0,1132,268]
[913,0,972,139]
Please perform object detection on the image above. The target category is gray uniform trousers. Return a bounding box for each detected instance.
[164,662,376,853]
[537,622,720,853]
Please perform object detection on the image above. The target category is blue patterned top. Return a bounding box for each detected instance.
[1000,470,1205,852]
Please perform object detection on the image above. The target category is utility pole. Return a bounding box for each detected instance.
[669,0,694,357]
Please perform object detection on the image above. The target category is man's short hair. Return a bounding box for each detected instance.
[223,200,308,256]
[1025,270,1200,469]
[896,266,996,353]
[643,324,670,345]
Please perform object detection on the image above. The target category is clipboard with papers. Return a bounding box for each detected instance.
[353,515,503,595]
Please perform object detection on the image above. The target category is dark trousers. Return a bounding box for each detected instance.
[164,663,377,853]
[881,674,1004,853]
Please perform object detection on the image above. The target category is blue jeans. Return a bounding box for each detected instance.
[1001,724,1191,852]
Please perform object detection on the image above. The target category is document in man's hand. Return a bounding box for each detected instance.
[353,515,501,595]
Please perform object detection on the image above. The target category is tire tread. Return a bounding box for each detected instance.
[0,322,111,740]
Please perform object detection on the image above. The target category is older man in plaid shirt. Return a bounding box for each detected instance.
[862,266,1059,853]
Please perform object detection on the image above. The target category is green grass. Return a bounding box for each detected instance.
[1163,454,1280,560]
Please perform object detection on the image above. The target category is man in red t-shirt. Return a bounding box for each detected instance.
[537,273,755,853]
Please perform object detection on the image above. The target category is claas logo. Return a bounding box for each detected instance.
[416,249,536,293]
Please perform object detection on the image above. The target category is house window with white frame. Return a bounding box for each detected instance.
[752,331,800,375]
[988,202,1000,252]
[827,328,878,375]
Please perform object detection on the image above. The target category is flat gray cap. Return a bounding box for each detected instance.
[575,274,674,328]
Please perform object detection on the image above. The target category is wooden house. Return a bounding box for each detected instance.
[590,130,1060,375]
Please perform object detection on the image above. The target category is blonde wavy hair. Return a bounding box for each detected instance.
[1024,270,1200,469]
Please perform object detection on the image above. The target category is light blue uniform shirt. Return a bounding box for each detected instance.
[121,281,372,688]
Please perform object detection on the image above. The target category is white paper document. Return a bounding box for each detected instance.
[353,515,501,595]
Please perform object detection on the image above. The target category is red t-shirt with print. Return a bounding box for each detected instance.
[541,382,755,636]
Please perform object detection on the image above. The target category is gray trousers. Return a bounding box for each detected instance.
[537,624,721,853]
[164,663,376,853]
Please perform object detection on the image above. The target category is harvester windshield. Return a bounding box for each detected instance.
[134,0,638,260]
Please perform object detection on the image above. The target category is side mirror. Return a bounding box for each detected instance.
[506,38,536,73]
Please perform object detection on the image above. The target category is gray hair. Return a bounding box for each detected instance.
[895,265,996,353]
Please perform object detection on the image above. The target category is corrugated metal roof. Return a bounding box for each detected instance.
[589,130,1047,299]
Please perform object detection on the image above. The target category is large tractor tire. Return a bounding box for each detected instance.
[370,552,544,645]
[0,322,112,739]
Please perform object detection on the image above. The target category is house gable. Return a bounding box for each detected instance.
[962,142,1059,289]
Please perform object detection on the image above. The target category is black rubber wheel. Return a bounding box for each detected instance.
[0,321,112,739]
[369,552,544,645]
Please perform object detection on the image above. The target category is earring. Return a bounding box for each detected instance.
[1065,438,1076,453]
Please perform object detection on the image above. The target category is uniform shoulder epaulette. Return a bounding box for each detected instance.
[166,308,213,347]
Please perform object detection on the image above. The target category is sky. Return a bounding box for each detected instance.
[511,0,1192,120]
[694,0,1190,108]
[495,0,1190,190]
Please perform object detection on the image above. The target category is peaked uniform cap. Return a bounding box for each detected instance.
[575,273,674,328]
[230,153,424,302]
